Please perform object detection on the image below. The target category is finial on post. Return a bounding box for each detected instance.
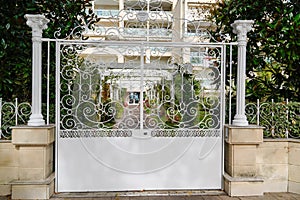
[231,20,254,126]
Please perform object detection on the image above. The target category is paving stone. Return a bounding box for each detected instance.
[268,192,300,200]
[239,196,267,200]
[128,197,149,200]
[184,195,205,200]
[3,192,300,199]
[202,196,223,200]
[167,196,188,200]
[216,195,240,200]
[114,196,130,200]
[130,196,162,200]
[289,192,300,199]
[0,196,10,200]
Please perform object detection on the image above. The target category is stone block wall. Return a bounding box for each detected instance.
[224,125,300,196]
[257,140,289,192]
[1,125,300,198]
[0,125,55,199]
[289,141,300,193]
[0,141,19,196]
[256,139,300,194]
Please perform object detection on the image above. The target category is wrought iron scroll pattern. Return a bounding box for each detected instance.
[151,129,220,137]
[60,44,142,132]
[245,101,299,138]
[60,129,132,138]
[59,42,222,138]
[143,47,221,133]
[0,99,31,139]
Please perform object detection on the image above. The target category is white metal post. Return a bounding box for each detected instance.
[140,44,145,130]
[25,14,49,126]
[231,20,254,126]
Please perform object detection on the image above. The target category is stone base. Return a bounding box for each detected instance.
[262,179,288,193]
[12,125,55,146]
[11,173,54,200]
[225,125,263,145]
[289,181,300,194]
[0,184,11,196]
[224,173,264,196]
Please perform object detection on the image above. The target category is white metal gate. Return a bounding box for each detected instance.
[54,0,232,192]
[56,41,225,192]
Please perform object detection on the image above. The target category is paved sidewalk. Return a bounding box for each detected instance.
[1,192,300,200]
[54,192,300,200]
[50,193,300,200]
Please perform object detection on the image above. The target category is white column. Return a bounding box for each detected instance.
[119,0,124,28]
[116,88,119,101]
[231,20,254,126]
[110,84,113,100]
[25,14,49,126]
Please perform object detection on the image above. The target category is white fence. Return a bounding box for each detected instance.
[0,98,31,139]
[245,99,300,138]
[0,97,55,139]
[2,97,300,139]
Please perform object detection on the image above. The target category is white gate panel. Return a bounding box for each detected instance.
[56,41,225,192]
[57,136,222,192]
[41,0,244,192]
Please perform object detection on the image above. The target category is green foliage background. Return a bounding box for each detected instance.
[210,0,300,102]
[0,0,98,102]
[2,0,299,102]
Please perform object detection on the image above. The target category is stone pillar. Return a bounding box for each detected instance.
[231,20,253,126]
[25,14,49,126]
[11,125,55,199]
[224,125,264,196]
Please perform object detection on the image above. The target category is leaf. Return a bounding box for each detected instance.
[295,13,300,22]
[1,38,5,46]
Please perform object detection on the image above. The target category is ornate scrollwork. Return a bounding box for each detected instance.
[0,100,31,139]
[58,46,222,134]
[151,129,220,137]
[56,1,224,138]
[60,129,132,138]
[58,41,222,136]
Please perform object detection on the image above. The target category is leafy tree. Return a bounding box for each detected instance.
[36,0,98,39]
[0,0,98,102]
[210,0,300,101]
[0,1,36,101]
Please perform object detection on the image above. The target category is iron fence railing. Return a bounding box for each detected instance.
[1,97,300,139]
[245,99,300,139]
[0,97,56,140]
[0,98,31,139]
